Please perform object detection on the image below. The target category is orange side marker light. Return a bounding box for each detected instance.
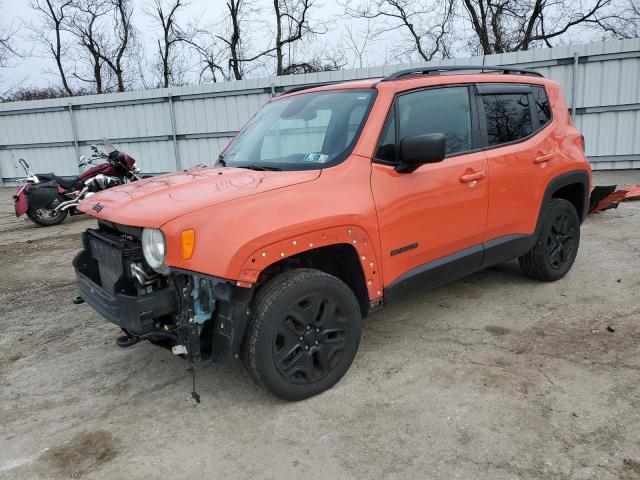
[181,229,195,260]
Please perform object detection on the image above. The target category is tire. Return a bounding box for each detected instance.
[518,198,580,281]
[26,197,68,227]
[243,268,362,401]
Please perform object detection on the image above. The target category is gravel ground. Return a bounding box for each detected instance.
[0,170,639,480]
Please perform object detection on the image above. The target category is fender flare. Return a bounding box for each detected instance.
[535,169,590,236]
[234,225,383,300]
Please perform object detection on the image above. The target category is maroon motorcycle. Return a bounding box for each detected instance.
[14,142,142,227]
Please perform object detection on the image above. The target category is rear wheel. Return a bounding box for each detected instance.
[518,198,580,281]
[26,196,68,226]
[243,269,361,401]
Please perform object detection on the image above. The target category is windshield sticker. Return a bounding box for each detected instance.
[303,153,330,163]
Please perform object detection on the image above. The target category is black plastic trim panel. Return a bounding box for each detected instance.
[537,169,590,225]
[74,250,177,334]
[384,244,484,305]
[482,234,535,268]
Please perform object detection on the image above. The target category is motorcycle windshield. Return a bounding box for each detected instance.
[99,138,118,155]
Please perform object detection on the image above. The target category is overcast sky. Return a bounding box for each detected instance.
[2,0,232,89]
[1,0,388,91]
[0,0,606,93]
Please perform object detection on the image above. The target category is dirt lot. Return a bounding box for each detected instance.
[1,170,639,480]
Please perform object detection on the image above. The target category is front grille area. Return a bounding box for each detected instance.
[74,227,178,333]
[83,228,144,296]
[89,237,123,295]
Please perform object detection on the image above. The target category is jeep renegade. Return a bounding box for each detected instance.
[73,65,591,400]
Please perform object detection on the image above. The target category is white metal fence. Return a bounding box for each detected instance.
[2,37,640,183]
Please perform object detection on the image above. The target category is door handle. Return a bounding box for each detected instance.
[534,153,554,164]
[459,171,486,183]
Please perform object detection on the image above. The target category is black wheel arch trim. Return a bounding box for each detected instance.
[537,169,590,228]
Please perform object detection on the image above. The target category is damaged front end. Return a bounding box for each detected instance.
[73,221,253,374]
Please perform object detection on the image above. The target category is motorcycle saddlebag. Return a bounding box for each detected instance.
[26,181,60,209]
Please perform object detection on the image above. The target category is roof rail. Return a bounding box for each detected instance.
[381,65,543,81]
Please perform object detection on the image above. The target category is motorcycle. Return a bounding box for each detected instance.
[13,142,143,227]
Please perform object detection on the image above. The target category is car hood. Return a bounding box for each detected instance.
[78,167,321,227]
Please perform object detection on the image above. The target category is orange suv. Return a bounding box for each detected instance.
[73,66,591,400]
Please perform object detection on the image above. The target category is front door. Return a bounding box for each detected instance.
[370,86,489,298]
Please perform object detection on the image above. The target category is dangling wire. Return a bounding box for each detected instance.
[189,365,200,404]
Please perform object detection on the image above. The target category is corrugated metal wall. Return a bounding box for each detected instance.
[1,38,639,182]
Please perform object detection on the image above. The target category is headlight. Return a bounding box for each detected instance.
[142,228,168,273]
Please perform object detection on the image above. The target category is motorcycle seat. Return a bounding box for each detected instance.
[54,176,79,188]
[36,173,78,189]
[35,173,55,181]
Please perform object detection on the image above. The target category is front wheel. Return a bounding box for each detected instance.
[26,198,68,227]
[243,269,362,401]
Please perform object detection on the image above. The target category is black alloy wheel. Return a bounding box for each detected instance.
[273,293,348,384]
[243,269,362,401]
[519,198,580,281]
[546,210,577,270]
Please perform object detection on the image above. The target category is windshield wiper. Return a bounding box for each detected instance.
[237,164,282,171]
[216,155,226,167]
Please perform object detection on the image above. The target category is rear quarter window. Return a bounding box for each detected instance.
[532,85,552,126]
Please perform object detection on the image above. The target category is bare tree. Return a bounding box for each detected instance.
[148,0,191,88]
[0,23,19,69]
[98,0,134,91]
[272,0,326,75]
[3,86,87,102]
[184,32,229,83]
[0,17,23,101]
[198,0,265,80]
[344,0,455,62]
[204,0,326,79]
[280,54,345,74]
[218,0,249,80]
[594,0,640,38]
[28,0,75,95]
[462,0,612,54]
[342,20,375,69]
[69,0,114,94]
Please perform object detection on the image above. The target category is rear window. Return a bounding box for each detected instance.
[482,93,532,146]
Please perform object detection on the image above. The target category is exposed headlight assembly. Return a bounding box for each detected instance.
[142,228,169,274]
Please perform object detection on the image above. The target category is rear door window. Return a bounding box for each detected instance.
[482,93,532,146]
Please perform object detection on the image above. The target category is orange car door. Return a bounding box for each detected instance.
[478,83,554,243]
[370,85,489,300]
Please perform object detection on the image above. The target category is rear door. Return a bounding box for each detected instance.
[370,85,489,295]
[477,83,554,242]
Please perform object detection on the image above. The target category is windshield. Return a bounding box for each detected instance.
[220,89,375,170]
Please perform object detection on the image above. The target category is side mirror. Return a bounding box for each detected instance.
[396,133,446,173]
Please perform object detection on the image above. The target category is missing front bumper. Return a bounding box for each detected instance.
[74,254,177,335]
[72,229,254,367]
